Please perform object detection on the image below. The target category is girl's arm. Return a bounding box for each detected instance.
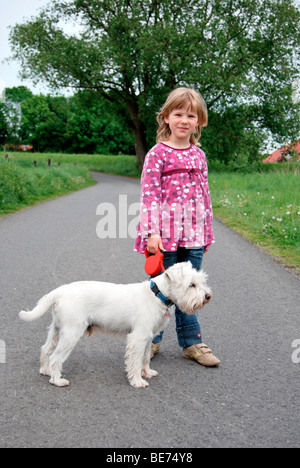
[139,149,164,251]
[200,150,214,252]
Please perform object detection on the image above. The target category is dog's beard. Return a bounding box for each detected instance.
[177,291,211,315]
[177,298,203,315]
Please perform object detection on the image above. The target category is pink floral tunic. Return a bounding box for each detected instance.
[134,142,215,253]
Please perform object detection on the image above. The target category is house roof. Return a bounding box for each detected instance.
[264,141,300,163]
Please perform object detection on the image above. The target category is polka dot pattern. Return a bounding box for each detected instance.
[134,143,215,253]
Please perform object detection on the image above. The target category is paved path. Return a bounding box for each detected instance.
[0,173,299,448]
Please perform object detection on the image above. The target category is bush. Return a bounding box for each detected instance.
[0,159,27,207]
[0,157,94,214]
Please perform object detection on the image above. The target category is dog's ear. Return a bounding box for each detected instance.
[165,261,193,284]
[164,263,180,283]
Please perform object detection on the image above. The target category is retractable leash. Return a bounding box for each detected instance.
[144,249,166,276]
[145,249,173,317]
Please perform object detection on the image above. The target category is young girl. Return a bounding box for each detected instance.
[134,87,220,367]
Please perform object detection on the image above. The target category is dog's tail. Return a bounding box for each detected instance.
[19,291,56,322]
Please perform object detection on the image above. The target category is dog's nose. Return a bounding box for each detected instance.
[205,293,212,302]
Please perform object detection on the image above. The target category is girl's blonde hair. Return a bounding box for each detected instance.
[156,87,208,145]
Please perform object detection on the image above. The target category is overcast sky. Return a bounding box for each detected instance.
[0,0,78,96]
[0,0,53,95]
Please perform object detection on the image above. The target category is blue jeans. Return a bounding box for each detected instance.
[152,247,204,348]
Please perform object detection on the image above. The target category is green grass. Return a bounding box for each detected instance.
[1,151,299,272]
[10,152,140,178]
[0,155,96,215]
[0,151,139,215]
[209,169,300,272]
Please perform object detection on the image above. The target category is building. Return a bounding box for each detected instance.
[263,141,300,163]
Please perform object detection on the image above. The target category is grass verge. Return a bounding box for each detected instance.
[0,156,96,216]
[209,169,300,273]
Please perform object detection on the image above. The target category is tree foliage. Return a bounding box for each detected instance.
[0,103,10,145]
[1,87,135,154]
[9,0,300,166]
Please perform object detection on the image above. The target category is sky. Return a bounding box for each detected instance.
[0,0,52,96]
[0,0,78,97]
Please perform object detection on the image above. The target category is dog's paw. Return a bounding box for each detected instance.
[50,377,70,387]
[130,377,149,388]
[142,368,158,379]
[40,367,50,376]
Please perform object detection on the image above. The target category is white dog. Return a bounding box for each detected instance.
[19,262,212,388]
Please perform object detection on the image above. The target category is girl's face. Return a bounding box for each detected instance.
[164,104,198,146]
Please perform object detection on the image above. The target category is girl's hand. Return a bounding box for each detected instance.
[147,234,165,254]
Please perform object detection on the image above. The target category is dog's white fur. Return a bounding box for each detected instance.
[19,262,212,388]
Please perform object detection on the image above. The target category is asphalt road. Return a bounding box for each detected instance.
[0,172,299,448]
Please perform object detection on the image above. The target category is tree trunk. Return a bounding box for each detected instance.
[134,122,148,171]
[126,99,148,171]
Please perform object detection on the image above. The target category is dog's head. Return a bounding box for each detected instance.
[164,262,212,314]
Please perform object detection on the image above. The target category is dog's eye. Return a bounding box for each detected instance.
[189,283,196,288]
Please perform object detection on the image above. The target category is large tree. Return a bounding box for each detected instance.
[9,0,300,167]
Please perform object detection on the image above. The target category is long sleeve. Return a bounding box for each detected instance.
[200,154,215,250]
[138,148,164,237]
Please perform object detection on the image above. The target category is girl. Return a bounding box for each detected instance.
[134,87,220,367]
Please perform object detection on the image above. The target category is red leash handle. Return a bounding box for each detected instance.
[145,249,165,275]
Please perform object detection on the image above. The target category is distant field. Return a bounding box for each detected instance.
[7,152,140,178]
[1,151,299,272]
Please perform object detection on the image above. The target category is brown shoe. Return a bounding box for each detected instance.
[183,344,220,367]
[151,343,160,359]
